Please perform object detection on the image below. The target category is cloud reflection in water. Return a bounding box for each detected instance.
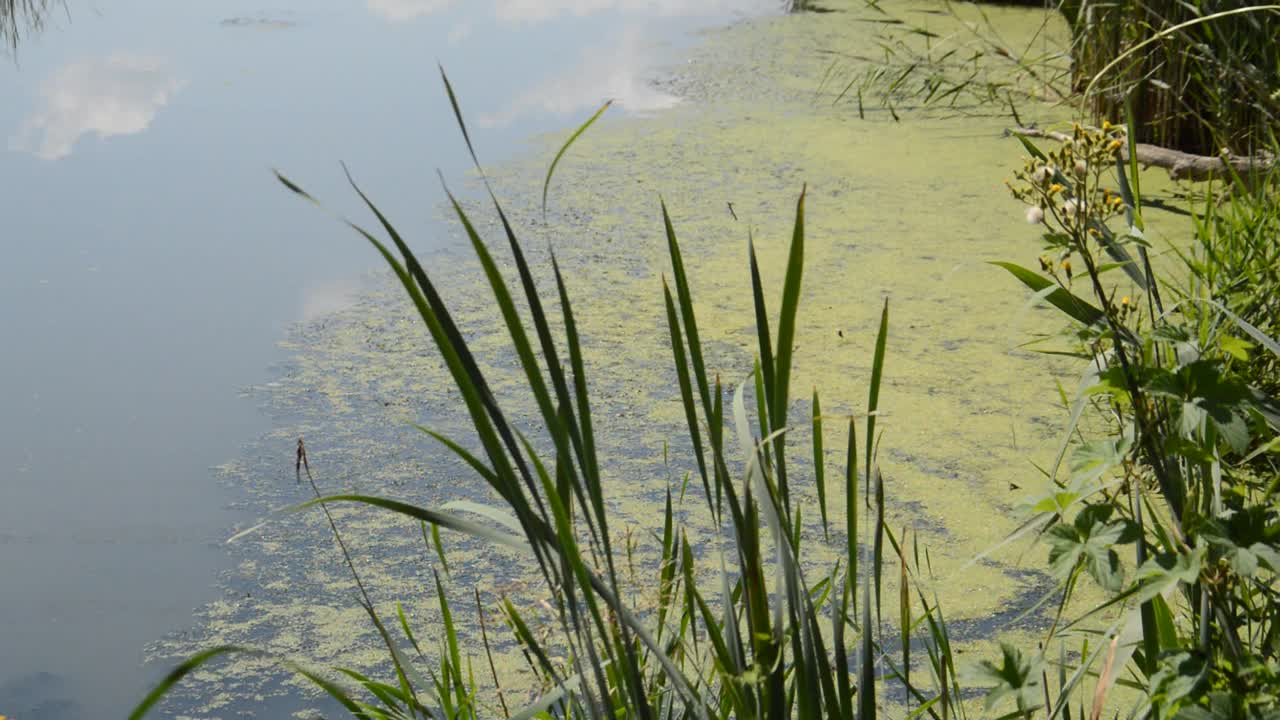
[366,0,456,21]
[9,53,182,161]
[478,26,680,127]
[493,0,768,22]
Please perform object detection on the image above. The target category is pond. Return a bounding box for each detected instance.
[4,0,1194,716]
[0,1,788,717]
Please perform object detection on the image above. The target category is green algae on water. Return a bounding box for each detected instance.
[148,2,1189,716]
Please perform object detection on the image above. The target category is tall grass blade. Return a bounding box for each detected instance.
[873,467,886,630]
[814,389,829,538]
[898,528,911,707]
[129,646,369,720]
[771,186,808,511]
[988,262,1105,326]
[664,279,713,506]
[857,566,877,720]
[129,646,241,720]
[866,299,889,495]
[543,100,612,219]
[846,416,859,611]
[396,601,423,657]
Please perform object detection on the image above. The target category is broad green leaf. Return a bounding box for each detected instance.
[963,643,1043,713]
[1133,546,1207,605]
[1069,433,1132,486]
[1044,504,1137,591]
[989,262,1104,326]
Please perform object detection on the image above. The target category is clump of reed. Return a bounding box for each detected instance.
[131,70,974,720]
[1065,0,1280,154]
[132,66,1280,720]
[1178,169,1280,400]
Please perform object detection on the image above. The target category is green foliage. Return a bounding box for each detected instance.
[134,73,970,720]
[1045,504,1138,591]
[129,46,1280,720]
[1071,1,1280,154]
[964,643,1043,717]
[999,127,1280,718]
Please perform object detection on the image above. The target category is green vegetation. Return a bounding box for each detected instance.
[1002,121,1280,716]
[1181,180,1280,401]
[816,0,1279,157]
[133,69,973,720]
[1065,0,1280,154]
[131,5,1280,719]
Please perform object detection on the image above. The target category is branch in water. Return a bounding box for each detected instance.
[1008,126,1275,182]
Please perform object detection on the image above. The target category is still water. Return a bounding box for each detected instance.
[0,1,782,716]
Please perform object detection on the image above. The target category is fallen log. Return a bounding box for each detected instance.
[1008,127,1275,182]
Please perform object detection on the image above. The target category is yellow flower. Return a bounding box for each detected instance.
[1108,139,1124,153]
[1062,259,1073,279]
[1048,183,1065,195]
[1102,119,1114,130]
[1121,295,1131,306]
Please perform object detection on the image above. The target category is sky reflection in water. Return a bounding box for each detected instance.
[10,52,182,160]
[0,0,777,718]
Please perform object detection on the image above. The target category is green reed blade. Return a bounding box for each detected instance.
[430,522,449,576]
[396,601,423,657]
[284,167,543,554]
[552,253,604,521]
[750,234,777,429]
[656,489,678,641]
[771,186,808,511]
[664,278,712,505]
[131,646,370,720]
[503,598,561,680]
[543,100,612,218]
[835,569,853,720]
[441,186,562,459]
[439,65,484,173]
[814,389,829,538]
[129,646,244,720]
[873,468,886,632]
[662,201,714,421]
[865,299,888,496]
[335,667,406,712]
[857,568,877,720]
[414,426,498,486]
[846,417,858,612]
[433,570,463,700]
[988,262,1105,326]
[755,357,773,473]
[297,494,530,549]
[899,529,911,706]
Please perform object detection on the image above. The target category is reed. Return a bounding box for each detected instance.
[1065,0,1280,154]
[132,61,1280,720]
[131,69,969,720]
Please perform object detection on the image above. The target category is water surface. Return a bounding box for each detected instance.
[0,2,781,717]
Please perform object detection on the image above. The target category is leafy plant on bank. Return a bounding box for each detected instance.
[132,70,973,720]
[1001,121,1280,718]
[1177,172,1280,406]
